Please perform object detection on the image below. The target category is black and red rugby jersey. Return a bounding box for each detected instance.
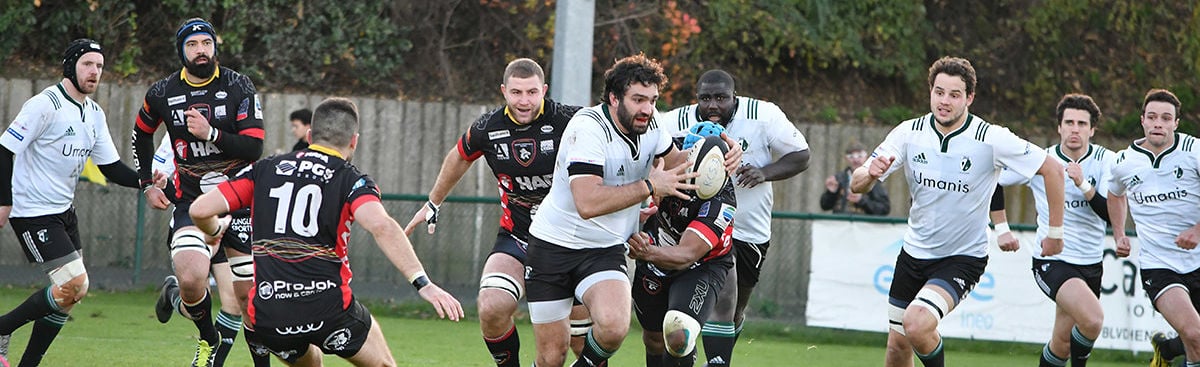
[457,98,580,239]
[217,145,380,327]
[134,67,265,201]
[643,168,737,276]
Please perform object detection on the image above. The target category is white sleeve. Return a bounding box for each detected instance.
[867,123,908,181]
[659,106,693,138]
[763,103,809,154]
[987,126,1046,181]
[655,125,673,157]
[1107,152,1127,196]
[997,165,1031,186]
[0,96,53,154]
[151,135,176,176]
[563,117,609,171]
[1094,148,1116,196]
[89,110,122,165]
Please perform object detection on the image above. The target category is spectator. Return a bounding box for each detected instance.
[289,108,312,151]
[821,145,890,215]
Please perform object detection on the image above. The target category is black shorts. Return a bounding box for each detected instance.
[1032,259,1102,300]
[733,239,769,288]
[633,254,733,332]
[170,203,253,256]
[525,236,628,303]
[888,249,987,309]
[10,208,82,266]
[257,300,373,363]
[1141,268,1200,312]
[490,231,529,264]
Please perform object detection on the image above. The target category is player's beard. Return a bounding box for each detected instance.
[185,55,217,79]
[617,100,650,135]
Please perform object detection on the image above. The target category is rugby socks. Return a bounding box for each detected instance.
[16,312,67,367]
[182,291,219,345]
[570,329,613,367]
[484,325,520,367]
[213,310,241,366]
[915,338,944,367]
[662,352,695,367]
[1161,336,1186,361]
[243,326,273,367]
[0,287,56,335]
[700,321,736,366]
[1038,343,1067,367]
[1069,326,1094,366]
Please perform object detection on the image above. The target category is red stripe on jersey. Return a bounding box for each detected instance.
[246,274,257,325]
[688,220,733,261]
[217,177,256,211]
[238,127,266,140]
[499,188,514,232]
[172,170,183,200]
[135,115,158,134]
[349,195,379,214]
[457,138,483,162]
[337,202,356,310]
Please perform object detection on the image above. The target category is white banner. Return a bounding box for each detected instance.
[806,219,1172,351]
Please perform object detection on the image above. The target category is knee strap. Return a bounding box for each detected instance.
[569,318,593,337]
[228,255,254,282]
[480,272,523,301]
[913,288,950,327]
[171,229,212,258]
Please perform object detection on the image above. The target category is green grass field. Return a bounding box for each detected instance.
[0,286,1156,366]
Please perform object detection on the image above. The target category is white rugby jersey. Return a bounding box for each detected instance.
[871,114,1046,259]
[529,104,673,249]
[661,96,809,244]
[1000,144,1114,264]
[1109,133,1200,273]
[0,84,121,217]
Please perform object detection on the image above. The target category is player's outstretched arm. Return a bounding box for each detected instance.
[1107,192,1131,257]
[850,156,892,194]
[1036,155,1066,256]
[404,147,473,236]
[356,201,464,321]
[571,159,698,219]
[735,149,809,188]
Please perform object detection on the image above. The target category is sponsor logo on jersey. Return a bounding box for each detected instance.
[1177,166,1185,179]
[540,139,554,153]
[174,139,188,160]
[960,157,972,172]
[617,165,626,177]
[540,125,554,134]
[494,143,511,160]
[913,171,970,193]
[214,105,226,120]
[190,90,207,97]
[37,229,48,243]
[1131,189,1189,205]
[60,144,92,158]
[513,138,536,167]
[258,279,338,300]
[1066,199,1091,208]
[215,90,227,100]
[275,321,324,335]
[352,178,367,190]
[276,160,298,176]
[739,138,749,152]
[715,204,736,229]
[698,202,711,217]
[1128,175,1142,188]
[65,126,75,136]
[190,141,223,157]
[167,95,187,106]
[171,109,187,126]
[488,130,511,140]
[323,328,352,351]
[237,98,250,121]
[512,174,552,191]
[5,128,25,142]
[254,94,263,119]
[912,153,928,164]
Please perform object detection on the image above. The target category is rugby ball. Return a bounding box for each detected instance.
[686,135,729,200]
